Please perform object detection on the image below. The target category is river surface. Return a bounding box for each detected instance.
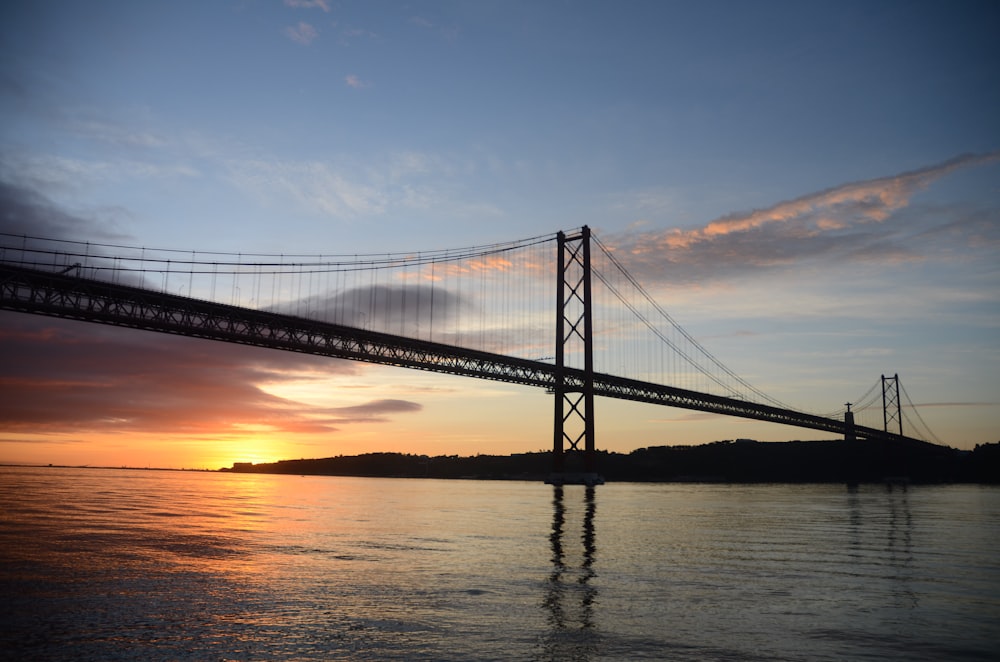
[1,467,998,661]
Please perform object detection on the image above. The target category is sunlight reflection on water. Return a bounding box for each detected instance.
[1,468,998,660]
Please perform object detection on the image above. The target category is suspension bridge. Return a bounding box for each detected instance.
[0,227,942,483]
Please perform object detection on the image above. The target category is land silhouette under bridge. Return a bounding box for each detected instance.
[221,438,1000,484]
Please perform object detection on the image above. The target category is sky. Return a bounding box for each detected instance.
[1,0,998,469]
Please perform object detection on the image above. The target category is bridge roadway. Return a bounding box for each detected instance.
[0,263,906,444]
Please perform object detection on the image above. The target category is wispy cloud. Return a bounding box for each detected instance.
[0,178,129,241]
[224,152,502,222]
[345,74,371,89]
[226,159,386,218]
[342,27,376,39]
[409,15,460,41]
[66,119,166,149]
[610,187,684,218]
[284,21,318,45]
[338,26,378,45]
[1,152,199,198]
[325,399,422,423]
[271,284,471,335]
[284,0,330,11]
[608,152,1000,284]
[0,314,427,438]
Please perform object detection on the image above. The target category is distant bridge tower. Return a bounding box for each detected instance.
[550,227,599,484]
[844,402,856,442]
[882,373,903,436]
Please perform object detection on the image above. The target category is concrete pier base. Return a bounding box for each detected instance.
[545,472,605,486]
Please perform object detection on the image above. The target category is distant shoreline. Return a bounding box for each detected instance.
[6,438,998,483]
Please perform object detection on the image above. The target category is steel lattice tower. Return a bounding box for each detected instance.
[882,373,903,436]
[551,227,597,480]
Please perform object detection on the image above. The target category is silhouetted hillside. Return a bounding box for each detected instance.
[224,451,551,480]
[222,439,1000,483]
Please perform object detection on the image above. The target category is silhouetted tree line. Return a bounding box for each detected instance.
[222,439,1000,483]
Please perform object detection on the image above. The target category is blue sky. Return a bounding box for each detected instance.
[1,0,997,467]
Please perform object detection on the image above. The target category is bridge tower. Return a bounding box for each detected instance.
[550,227,601,485]
[881,373,902,436]
[843,402,856,442]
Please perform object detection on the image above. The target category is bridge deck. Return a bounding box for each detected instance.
[0,263,908,443]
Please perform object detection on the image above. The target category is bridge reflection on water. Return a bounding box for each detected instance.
[542,485,599,659]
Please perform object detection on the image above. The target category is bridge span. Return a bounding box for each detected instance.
[0,261,907,446]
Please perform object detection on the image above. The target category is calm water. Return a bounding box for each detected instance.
[1,468,998,661]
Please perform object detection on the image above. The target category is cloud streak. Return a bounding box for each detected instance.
[0,179,127,242]
[226,159,386,218]
[284,0,330,11]
[345,74,371,89]
[0,314,424,438]
[325,399,422,423]
[223,153,503,222]
[608,152,1000,284]
[1,151,198,198]
[284,22,319,45]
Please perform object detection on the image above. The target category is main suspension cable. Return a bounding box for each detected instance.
[592,233,796,410]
